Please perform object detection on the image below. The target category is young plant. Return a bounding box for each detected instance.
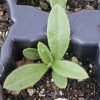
[3,5,88,90]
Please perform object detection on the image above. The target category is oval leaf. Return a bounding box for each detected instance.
[38,42,53,64]
[47,5,70,60]
[49,0,67,10]
[52,60,89,80]
[23,48,40,60]
[52,71,67,89]
[4,63,48,90]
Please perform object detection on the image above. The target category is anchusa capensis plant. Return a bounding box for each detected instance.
[4,1,88,91]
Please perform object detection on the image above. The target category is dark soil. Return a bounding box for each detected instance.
[0,4,9,46]
[1,0,100,100]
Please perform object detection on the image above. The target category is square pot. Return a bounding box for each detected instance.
[0,0,100,99]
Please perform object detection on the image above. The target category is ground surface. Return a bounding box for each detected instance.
[1,0,100,100]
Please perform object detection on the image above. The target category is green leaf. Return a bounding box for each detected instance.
[23,48,40,60]
[52,71,67,89]
[49,0,67,10]
[38,42,53,64]
[52,60,89,80]
[4,63,48,90]
[47,5,70,60]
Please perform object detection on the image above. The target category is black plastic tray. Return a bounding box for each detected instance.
[0,0,100,99]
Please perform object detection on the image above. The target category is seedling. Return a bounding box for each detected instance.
[4,5,88,90]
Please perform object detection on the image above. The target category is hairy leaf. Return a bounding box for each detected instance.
[4,64,48,90]
[23,48,40,60]
[49,0,67,10]
[38,42,53,64]
[52,60,89,80]
[47,5,70,60]
[52,71,67,88]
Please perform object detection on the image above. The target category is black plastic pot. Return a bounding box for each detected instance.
[0,0,100,99]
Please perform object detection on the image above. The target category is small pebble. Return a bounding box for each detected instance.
[79,62,82,65]
[39,93,45,97]
[51,79,53,82]
[89,70,92,73]
[89,64,93,69]
[40,90,43,94]
[27,89,35,96]
[78,79,84,82]
[79,97,85,100]
[11,90,20,95]
[85,5,95,9]
[0,10,3,15]
[59,91,63,96]
[40,1,49,11]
